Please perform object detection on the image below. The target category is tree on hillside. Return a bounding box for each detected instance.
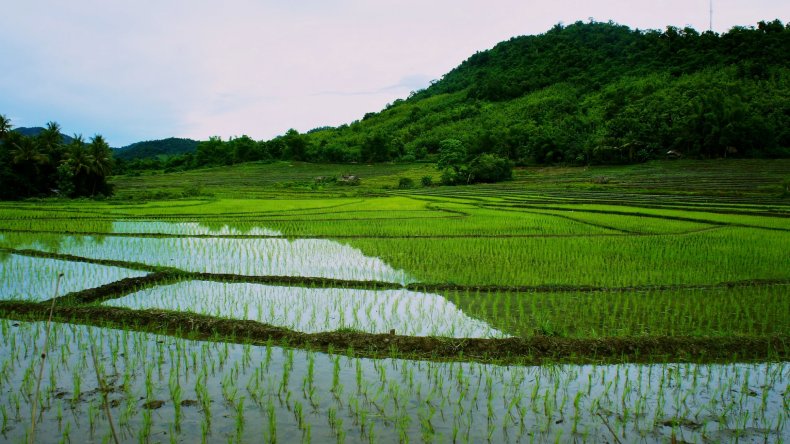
[282,129,308,161]
[437,138,469,184]
[437,139,466,170]
[467,153,513,183]
[195,136,227,166]
[437,138,513,185]
[229,135,262,163]
[360,133,390,162]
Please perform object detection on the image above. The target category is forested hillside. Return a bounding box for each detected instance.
[114,137,199,160]
[306,20,789,165]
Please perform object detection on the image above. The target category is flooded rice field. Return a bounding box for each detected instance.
[0,321,787,444]
[0,254,146,302]
[105,281,506,338]
[1,208,788,443]
[1,224,414,284]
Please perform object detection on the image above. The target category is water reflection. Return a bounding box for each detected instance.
[0,254,146,301]
[1,222,414,284]
[105,280,507,338]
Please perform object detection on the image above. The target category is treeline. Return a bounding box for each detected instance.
[114,130,309,173]
[0,117,114,199]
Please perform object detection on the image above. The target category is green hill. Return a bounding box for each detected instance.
[114,137,199,160]
[302,20,789,165]
[13,127,74,144]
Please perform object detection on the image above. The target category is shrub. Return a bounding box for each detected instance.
[467,154,513,183]
[398,177,415,189]
[440,168,461,185]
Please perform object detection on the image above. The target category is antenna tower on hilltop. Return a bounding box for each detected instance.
[709,0,713,31]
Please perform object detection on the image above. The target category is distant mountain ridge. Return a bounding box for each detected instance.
[113,137,200,160]
[11,129,200,161]
[13,127,74,144]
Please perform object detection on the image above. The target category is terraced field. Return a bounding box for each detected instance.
[1,160,788,443]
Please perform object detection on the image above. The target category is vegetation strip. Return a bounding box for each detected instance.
[0,227,724,239]
[44,274,403,306]
[53,273,175,305]
[409,189,790,207]
[478,203,790,231]
[0,301,786,365]
[2,248,169,273]
[410,280,790,293]
[0,214,465,223]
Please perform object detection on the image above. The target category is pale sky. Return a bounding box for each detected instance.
[1,1,787,146]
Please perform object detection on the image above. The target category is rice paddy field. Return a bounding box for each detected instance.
[0,159,788,443]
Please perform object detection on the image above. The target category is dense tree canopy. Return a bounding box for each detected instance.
[0,117,114,199]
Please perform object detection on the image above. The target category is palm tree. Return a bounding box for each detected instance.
[0,114,11,141]
[87,134,114,195]
[62,135,93,195]
[88,134,113,177]
[64,135,92,176]
[11,137,49,170]
[9,136,49,194]
[38,121,65,161]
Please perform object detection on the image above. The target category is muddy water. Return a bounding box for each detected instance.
[104,280,507,338]
[0,321,786,444]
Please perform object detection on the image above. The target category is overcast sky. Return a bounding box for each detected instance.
[1,1,787,146]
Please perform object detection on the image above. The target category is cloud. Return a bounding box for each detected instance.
[311,73,434,97]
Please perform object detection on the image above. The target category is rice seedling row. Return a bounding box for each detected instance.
[0,320,787,443]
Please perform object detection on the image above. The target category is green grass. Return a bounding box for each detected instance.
[444,285,790,338]
[110,161,438,199]
[345,227,789,287]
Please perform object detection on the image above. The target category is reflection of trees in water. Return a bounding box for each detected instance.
[0,218,113,255]
[196,221,275,235]
[199,221,232,233]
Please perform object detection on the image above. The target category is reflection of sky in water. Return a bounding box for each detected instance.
[0,254,146,301]
[105,281,506,338]
[11,226,414,284]
[111,221,282,236]
[2,321,788,444]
